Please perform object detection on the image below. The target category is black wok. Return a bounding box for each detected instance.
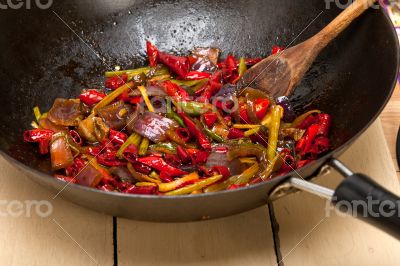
[0,0,399,237]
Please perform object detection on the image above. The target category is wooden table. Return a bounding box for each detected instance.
[0,94,399,265]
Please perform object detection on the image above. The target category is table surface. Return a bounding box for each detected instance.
[0,91,399,265]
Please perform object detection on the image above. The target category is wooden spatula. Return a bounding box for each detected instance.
[238,0,377,98]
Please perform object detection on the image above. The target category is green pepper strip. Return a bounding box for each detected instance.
[205,163,259,193]
[148,142,177,155]
[105,67,151,78]
[166,175,223,196]
[174,101,210,116]
[139,138,150,156]
[266,105,283,162]
[201,123,225,143]
[170,79,208,87]
[93,82,134,112]
[117,132,142,159]
[166,103,185,127]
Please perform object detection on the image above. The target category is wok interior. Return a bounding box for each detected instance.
[0,0,397,175]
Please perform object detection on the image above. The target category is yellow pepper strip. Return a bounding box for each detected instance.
[136,182,158,187]
[149,74,171,82]
[159,172,199,193]
[138,138,150,156]
[233,124,261,129]
[127,163,161,184]
[170,79,208,87]
[31,121,39,129]
[260,154,280,179]
[94,82,134,112]
[239,157,257,164]
[266,105,283,162]
[166,175,223,196]
[137,86,154,112]
[105,67,151,78]
[149,171,161,181]
[290,110,321,128]
[33,106,41,122]
[205,163,259,193]
[244,126,261,137]
[238,57,248,77]
[117,133,142,159]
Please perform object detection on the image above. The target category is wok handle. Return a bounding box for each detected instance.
[289,159,400,240]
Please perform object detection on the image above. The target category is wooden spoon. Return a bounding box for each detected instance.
[238,0,377,98]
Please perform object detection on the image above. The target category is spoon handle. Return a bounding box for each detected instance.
[313,0,377,49]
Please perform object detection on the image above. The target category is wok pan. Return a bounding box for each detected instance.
[0,0,399,237]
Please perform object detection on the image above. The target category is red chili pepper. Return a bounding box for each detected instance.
[122,144,138,163]
[203,112,218,128]
[297,114,319,129]
[176,146,191,164]
[105,74,128,90]
[137,156,188,177]
[97,153,127,167]
[97,183,115,192]
[186,149,209,165]
[79,90,106,106]
[254,98,270,120]
[271,46,285,55]
[131,162,152,175]
[159,52,190,79]
[317,114,331,137]
[159,171,174,183]
[176,128,191,142]
[146,40,159,67]
[24,129,54,155]
[297,160,313,168]
[309,137,330,158]
[296,124,320,156]
[129,96,143,104]
[227,128,244,139]
[125,185,157,195]
[211,166,230,180]
[160,80,190,102]
[250,176,263,184]
[65,156,86,177]
[109,129,128,147]
[218,58,262,68]
[87,146,102,157]
[179,112,212,151]
[239,103,251,124]
[165,154,182,167]
[196,71,223,102]
[69,130,83,145]
[185,71,212,80]
[24,129,54,143]
[278,153,296,174]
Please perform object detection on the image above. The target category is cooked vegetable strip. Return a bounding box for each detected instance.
[266,105,283,161]
[127,163,161,184]
[139,138,150,156]
[94,82,134,111]
[24,43,333,195]
[166,175,222,196]
[117,133,141,159]
[159,172,199,192]
[105,67,151,78]
[33,106,41,122]
[138,86,155,112]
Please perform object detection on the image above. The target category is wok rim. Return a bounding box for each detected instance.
[0,6,398,202]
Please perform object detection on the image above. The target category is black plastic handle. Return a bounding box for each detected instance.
[332,173,400,240]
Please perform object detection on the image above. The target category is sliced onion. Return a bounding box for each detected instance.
[132,111,179,142]
[276,96,296,123]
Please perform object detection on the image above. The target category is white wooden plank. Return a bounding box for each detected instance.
[0,157,113,266]
[118,206,277,266]
[274,120,400,266]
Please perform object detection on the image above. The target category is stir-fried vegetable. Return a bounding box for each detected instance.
[23,42,332,195]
